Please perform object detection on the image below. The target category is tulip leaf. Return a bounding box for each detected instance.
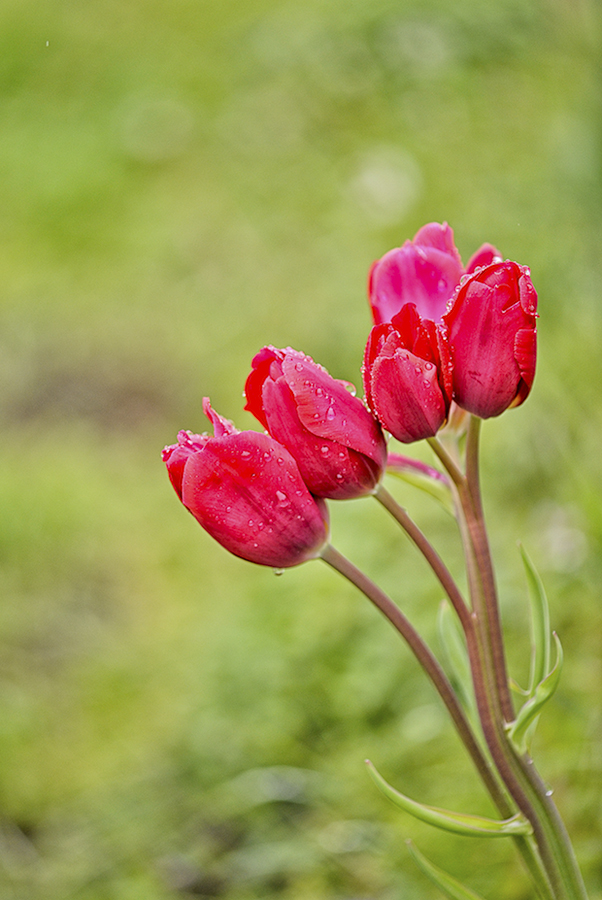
[406,840,489,900]
[365,760,531,837]
[507,633,563,756]
[519,544,551,696]
[386,452,454,513]
[437,600,475,715]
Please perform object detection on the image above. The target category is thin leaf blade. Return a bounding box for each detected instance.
[366,761,531,837]
[406,840,489,900]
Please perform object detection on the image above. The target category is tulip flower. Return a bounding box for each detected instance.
[443,261,538,419]
[368,222,501,325]
[244,346,387,500]
[162,399,329,568]
[363,303,452,443]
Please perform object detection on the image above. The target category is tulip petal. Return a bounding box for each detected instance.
[162,431,208,499]
[261,375,380,499]
[370,242,463,324]
[413,221,461,258]
[464,243,501,274]
[444,263,537,418]
[281,354,386,468]
[370,348,447,443]
[181,431,329,568]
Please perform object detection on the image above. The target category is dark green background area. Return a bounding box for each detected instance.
[0,1,600,897]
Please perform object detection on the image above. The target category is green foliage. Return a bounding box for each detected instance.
[0,0,601,898]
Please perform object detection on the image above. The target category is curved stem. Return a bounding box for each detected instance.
[374,484,471,632]
[372,486,554,898]
[320,544,507,807]
[432,420,588,900]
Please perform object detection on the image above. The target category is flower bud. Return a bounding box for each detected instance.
[443,261,538,418]
[363,304,452,443]
[244,346,387,499]
[368,222,501,325]
[162,399,329,568]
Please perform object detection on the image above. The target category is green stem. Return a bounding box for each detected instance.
[374,485,471,632]
[320,544,507,811]
[432,420,588,900]
[373,485,554,899]
[464,417,514,723]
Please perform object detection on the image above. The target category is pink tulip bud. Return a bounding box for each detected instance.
[162,399,329,568]
[368,222,501,325]
[244,347,387,500]
[443,261,538,419]
[363,304,452,443]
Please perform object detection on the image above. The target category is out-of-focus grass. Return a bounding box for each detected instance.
[0,0,601,898]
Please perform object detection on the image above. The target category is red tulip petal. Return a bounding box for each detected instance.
[181,431,328,568]
[370,349,447,443]
[465,243,502,274]
[281,354,386,467]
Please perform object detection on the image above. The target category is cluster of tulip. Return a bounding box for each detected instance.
[162,222,537,569]
[163,224,594,900]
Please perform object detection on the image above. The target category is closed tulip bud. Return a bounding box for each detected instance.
[363,304,452,444]
[368,222,501,325]
[162,399,329,568]
[443,261,538,419]
[244,347,387,500]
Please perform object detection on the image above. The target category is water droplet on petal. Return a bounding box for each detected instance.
[326,407,336,421]
[241,450,251,458]
[320,445,330,456]
[424,362,434,371]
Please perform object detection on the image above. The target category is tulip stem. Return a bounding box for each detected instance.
[427,421,588,900]
[320,543,509,815]
[371,485,555,899]
[374,484,471,630]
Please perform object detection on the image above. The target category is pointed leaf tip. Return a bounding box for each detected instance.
[507,632,563,755]
[366,760,531,837]
[519,544,551,694]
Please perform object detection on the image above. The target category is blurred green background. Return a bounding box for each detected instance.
[1,0,601,897]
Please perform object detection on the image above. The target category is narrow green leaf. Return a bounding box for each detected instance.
[406,840,489,900]
[507,633,563,755]
[519,544,550,695]
[366,761,531,837]
[437,600,475,714]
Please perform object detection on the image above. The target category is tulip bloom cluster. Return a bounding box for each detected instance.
[163,222,537,565]
[364,222,537,442]
[163,354,388,567]
[162,225,594,900]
